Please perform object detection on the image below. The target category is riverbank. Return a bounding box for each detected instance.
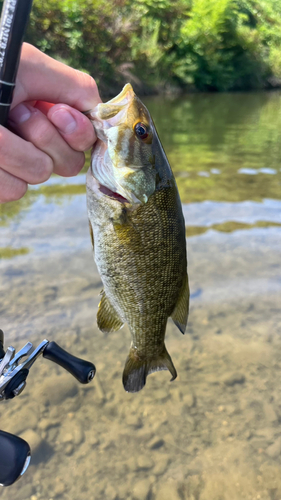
[26,0,281,96]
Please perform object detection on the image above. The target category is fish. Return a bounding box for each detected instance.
[86,83,189,393]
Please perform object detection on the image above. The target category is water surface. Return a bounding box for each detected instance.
[0,91,281,500]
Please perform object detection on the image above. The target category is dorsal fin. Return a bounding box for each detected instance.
[97,291,124,333]
[171,275,190,334]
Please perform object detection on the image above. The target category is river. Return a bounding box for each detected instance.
[0,90,281,500]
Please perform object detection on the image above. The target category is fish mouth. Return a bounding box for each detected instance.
[86,83,134,127]
[89,140,138,205]
[98,183,129,204]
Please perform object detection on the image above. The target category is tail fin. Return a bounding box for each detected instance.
[122,344,177,393]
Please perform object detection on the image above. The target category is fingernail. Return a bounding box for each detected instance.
[50,108,77,134]
[9,104,31,124]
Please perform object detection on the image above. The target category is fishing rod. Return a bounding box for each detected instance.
[0,0,96,487]
[0,0,33,125]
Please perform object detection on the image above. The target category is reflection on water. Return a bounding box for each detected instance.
[0,92,281,500]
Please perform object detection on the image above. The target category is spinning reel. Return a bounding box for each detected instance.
[0,329,96,486]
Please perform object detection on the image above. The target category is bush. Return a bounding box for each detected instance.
[4,0,281,93]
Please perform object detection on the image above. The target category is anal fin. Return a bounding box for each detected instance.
[171,274,190,334]
[122,344,177,393]
[97,291,124,334]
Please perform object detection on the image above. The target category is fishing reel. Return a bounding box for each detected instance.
[0,329,96,486]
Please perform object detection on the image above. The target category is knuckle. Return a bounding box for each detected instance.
[32,155,53,184]
[56,153,85,177]
[74,135,93,153]
[32,119,55,150]
[78,72,98,95]
[72,154,85,175]
[0,179,27,203]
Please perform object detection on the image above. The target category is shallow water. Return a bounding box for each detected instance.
[0,91,281,500]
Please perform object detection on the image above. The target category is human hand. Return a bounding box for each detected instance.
[0,43,101,203]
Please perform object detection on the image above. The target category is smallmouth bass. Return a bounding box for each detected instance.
[86,84,189,393]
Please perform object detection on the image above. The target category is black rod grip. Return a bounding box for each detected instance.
[0,0,34,125]
[43,341,96,384]
[0,430,30,486]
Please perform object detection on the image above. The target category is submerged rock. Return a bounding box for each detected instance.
[132,479,151,500]
[266,437,281,458]
[155,481,181,500]
[223,372,246,387]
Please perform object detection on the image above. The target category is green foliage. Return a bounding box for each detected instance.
[22,0,281,93]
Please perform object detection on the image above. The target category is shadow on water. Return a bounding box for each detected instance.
[0,91,281,500]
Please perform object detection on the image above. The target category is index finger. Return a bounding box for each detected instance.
[12,43,102,111]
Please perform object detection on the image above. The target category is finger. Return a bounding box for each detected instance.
[47,104,96,151]
[13,43,102,111]
[0,125,53,184]
[0,168,27,203]
[8,103,85,177]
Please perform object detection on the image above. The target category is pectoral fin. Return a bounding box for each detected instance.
[97,291,124,333]
[122,344,177,393]
[171,274,190,334]
[89,221,94,251]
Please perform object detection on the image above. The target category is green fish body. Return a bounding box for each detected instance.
[86,84,189,392]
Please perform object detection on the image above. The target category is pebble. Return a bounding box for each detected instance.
[154,481,181,500]
[132,479,151,500]
[48,426,59,442]
[171,388,183,402]
[153,454,169,475]
[19,429,44,455]
[73,424,85,445]
[53,480,66,497]
[105,484,118,500]
[147,437,164,449]
[223,372,246,386]
[59,421,84,446]
[183,392,196,408]
[136,455,154,471]
[61,432,73,443]
[126,414,142,428]
[38,418,59,431]
[266,437,281,458]
[255,427,276,441]
[89,433,99,447]
[64,443,74,455]
[225,404,236,415]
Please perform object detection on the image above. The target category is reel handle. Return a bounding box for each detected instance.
[43,341,96,384]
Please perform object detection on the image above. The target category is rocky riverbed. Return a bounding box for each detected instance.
[1,211,281,500]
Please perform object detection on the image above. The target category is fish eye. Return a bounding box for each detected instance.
[134,122,149,140]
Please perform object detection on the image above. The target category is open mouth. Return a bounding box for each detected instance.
[98,183,129,203]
